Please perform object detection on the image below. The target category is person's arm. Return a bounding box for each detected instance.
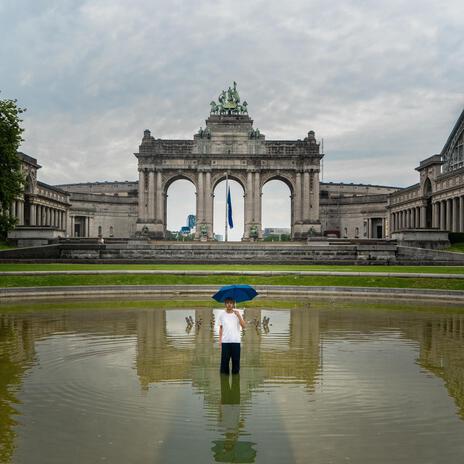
[233,310,246,329]
[219,324,223,345]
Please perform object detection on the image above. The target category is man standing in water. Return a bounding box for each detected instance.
[218,298,246,375]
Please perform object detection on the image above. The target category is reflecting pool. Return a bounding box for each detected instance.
[1,300,464,463]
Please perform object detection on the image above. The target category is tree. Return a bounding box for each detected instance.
[0,96,25,240]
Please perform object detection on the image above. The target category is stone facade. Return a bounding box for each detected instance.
[6,95,464,244]
[320,183,400,239]
[7,153,70,246]
[136,111,323,240]
[56,185,138,238]
[388,109,464,236]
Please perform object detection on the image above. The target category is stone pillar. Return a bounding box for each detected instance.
[11,201,17,219]
[453,197,459,232]
[446,198,452,231]
[87,217,91,237]
[29,204,36,226]
[303,171,310,221]
[459,196,464,232]
[205,171,213,239]
[411,208,415,229]
[391,213,396,232]
[156,171,163,226]
[312,170,320,221]
[17,201,23,225]
[367,218,372,238]
[138,169,146,221]
[294,172,302,224]
[148,169,155,220]
[70,216,75,237]
[254,171,262,239]
[244,170,253,239]
[432,203,438,228]
[440,201,446,230]
[197,171,204,224]
[420,206,426,228]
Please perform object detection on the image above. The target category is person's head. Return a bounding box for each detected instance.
[224,298,235,312]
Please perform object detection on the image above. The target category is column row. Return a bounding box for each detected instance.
[391,205,426,231]
[29,204,66,229]
[433,197,464,232]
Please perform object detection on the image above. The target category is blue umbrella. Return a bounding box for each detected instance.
[212,284,258,303]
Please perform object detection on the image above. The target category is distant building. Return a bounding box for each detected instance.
[187,214,196,230]
[263,228,291,237]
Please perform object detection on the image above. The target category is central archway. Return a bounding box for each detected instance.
[213,177,245,241]
[262,178,292,240]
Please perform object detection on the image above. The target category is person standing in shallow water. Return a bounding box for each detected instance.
[218,298,246,375]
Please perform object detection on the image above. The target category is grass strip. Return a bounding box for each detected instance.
[1,263,464,274]
[1,274,464,290]
[1,297,463,314]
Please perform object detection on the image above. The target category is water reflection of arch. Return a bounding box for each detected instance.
[135,308,321,392]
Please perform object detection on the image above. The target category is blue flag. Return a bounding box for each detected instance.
[227,187,234,229]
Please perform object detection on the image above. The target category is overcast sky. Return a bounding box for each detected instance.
[1,0,463,239]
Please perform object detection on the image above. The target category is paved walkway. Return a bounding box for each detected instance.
[1,284,463,302]
[1,270,464,279]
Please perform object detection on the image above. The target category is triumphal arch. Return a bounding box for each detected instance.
[135,83,323,240]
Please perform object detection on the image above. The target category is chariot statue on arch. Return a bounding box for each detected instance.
[210,81,249,115]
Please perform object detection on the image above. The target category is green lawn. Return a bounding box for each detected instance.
[1,263,464,273]
[1,273,463,290]
[447,243,464,253]
[1,297,463,314]
[0,241,14,250]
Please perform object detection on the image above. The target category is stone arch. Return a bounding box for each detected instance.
[211,173,247,192]
[262,173,295,194]
[423,177,432,197]
[164,173,197,239]
[261,175,294,239]
[164,172,197,193]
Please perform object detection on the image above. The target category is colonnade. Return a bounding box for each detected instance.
[391,195,464,232]
[8,199,25,225]
[28,203,67,230]
[391,205,427,231]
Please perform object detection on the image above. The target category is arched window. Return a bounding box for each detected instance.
[355,227,359,238]
[109,226,114,237]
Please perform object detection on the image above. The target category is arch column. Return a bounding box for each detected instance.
[244,170,254,240]
[440,201,446,230]
[293,172,302,239]
[148,169,155,221]
[204,170,213,239]
[254,171,262,239]
[194,171,204,240]
[137,169,146,221]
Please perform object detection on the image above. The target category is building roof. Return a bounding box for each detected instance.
[17,152,41,168]
[440,108,464,156]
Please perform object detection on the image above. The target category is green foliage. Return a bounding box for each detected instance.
[0,96,26,239]
[449,233,464,244]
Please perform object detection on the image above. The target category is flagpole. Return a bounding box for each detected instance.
[225,172,228,242]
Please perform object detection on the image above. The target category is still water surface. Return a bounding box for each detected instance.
[1,300,464,463]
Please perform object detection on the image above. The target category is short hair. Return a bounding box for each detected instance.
[224,298,235,304]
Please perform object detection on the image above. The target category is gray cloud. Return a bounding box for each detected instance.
[1,0,463,234]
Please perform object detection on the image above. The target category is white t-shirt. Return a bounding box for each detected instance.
[218,310,242,343]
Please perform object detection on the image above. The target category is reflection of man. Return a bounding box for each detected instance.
[212,375,257,463]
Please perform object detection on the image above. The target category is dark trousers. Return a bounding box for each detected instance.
[220,343,241,375]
